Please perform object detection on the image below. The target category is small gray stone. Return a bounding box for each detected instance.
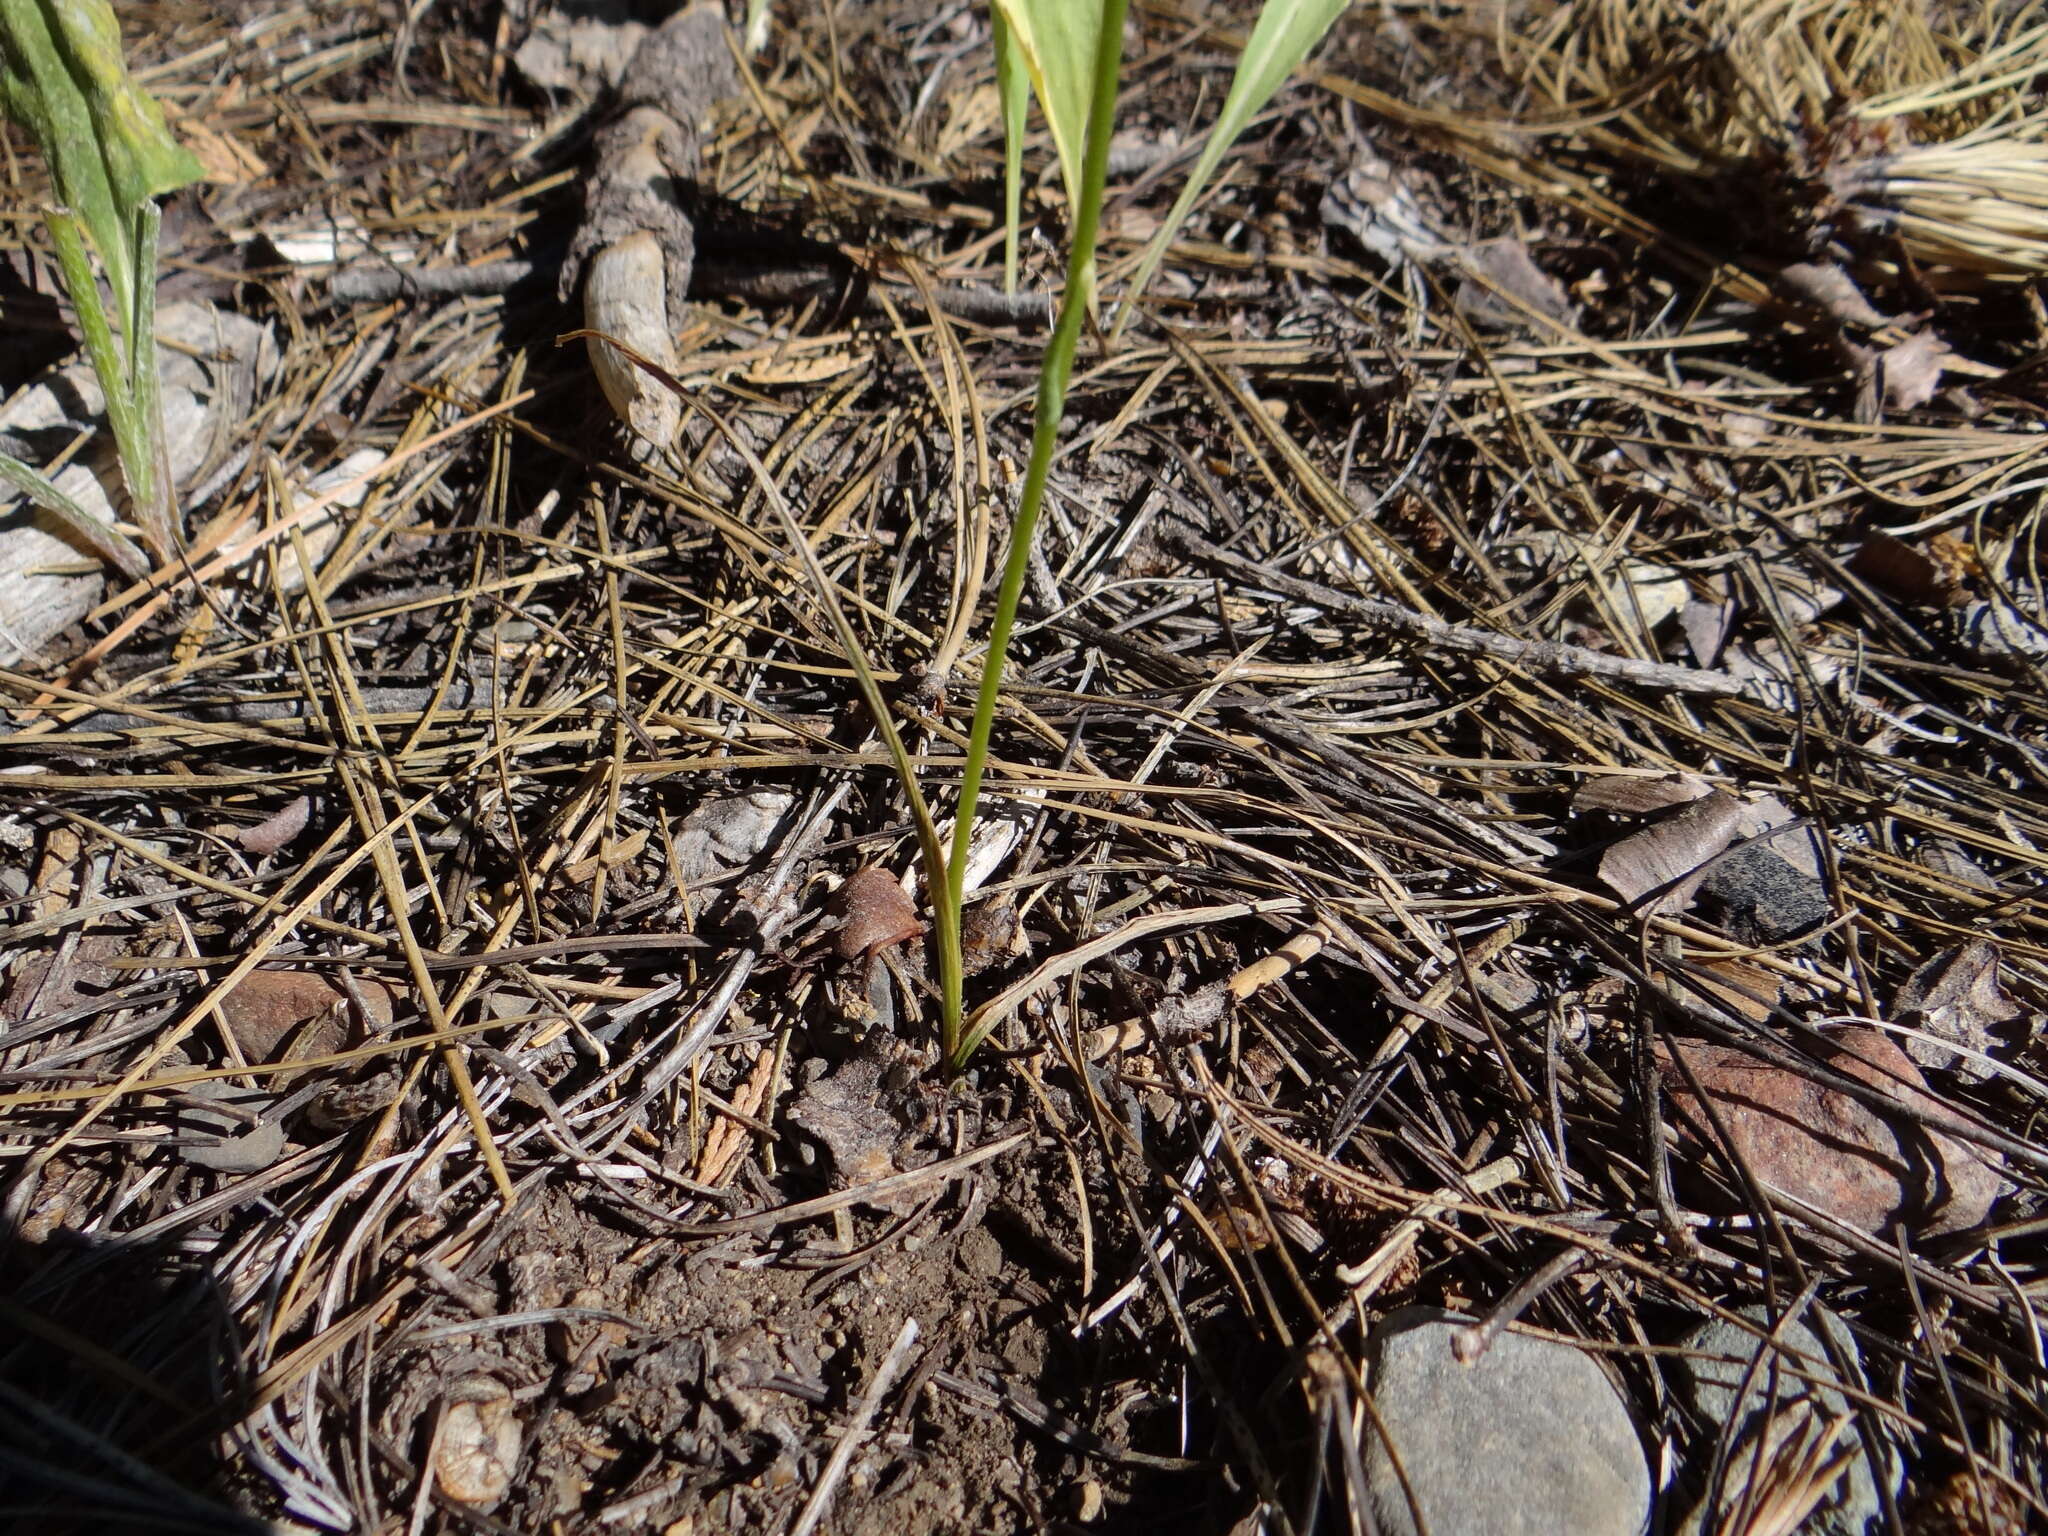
[1675,1305,1901,1536]
[1361,1307,1651,1536]
[178,1080,287,1174]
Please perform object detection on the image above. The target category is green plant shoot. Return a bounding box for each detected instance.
[946,0,1127,1067]
[0,0,203,568]
[943,1,1346,1065]
[992,9,1028,293]
[1111,0,1349,341]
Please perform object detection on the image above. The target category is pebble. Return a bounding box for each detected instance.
[1361,1307,1651,1536]
[1675,1305,1900,1536]
[1657,1028,2003,1237]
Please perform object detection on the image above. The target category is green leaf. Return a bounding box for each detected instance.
[49,0,201,200]
[0,0,202,317]
[993,8,1028,293]
[988,0,1106,221]
[0,447,150,578]
[47,208,175,557]
[1111,0,1348,340]
[948,0,1129,1064]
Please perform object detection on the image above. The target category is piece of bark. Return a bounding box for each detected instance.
[1598,789,1743,911]
[557,2,740,321]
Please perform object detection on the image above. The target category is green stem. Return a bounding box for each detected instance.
[125,200,177,556]
[45,207,172,561]
[687,394,965,1070]
[945,0,1130,1067]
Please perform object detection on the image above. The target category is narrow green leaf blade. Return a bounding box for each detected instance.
[1112,0,1348,338]
[988,0,1104,216]
[993,8,1029,293]
[0,447,150,577]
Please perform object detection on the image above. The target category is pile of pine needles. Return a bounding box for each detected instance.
[0,2,2042,1533]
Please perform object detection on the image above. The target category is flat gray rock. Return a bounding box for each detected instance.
[1362,1307,1651,1536]
[1676,1305,1900,1536]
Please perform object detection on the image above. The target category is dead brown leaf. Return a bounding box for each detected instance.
[219,970,397,1064]
[1777,261,1890,328]
[237,795,311,855]
[1894,940,2023,1082]
[826,866,924,962]
[1571,772,1713,817]
[1851,530,1975,608]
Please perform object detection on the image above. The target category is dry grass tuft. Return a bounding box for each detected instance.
[1507,0,2048,275]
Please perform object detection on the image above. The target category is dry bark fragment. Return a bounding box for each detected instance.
[1598,789,1743,911]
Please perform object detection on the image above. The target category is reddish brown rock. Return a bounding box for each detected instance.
[1657,1027,2002,1238]
[218,969,397,1063]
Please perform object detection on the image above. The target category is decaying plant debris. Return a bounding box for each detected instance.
[0,2,2044,1534]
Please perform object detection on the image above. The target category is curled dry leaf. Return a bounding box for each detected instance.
[1894,940,2023,1082]
[1876,332,1952,411]
[1658,1027,2003,1238]
[220,970,397,1063]
[237,795,311,855]
[1851,530,1975,608]
[1571,772,1713,817]
[436,1379,521,1505]
[827,866,924,962]
[1453,238,1577,329]
[1777,260,1891,328]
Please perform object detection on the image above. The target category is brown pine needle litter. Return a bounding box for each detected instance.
[0,2,2044,1534]
[1505,0,2048,276]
